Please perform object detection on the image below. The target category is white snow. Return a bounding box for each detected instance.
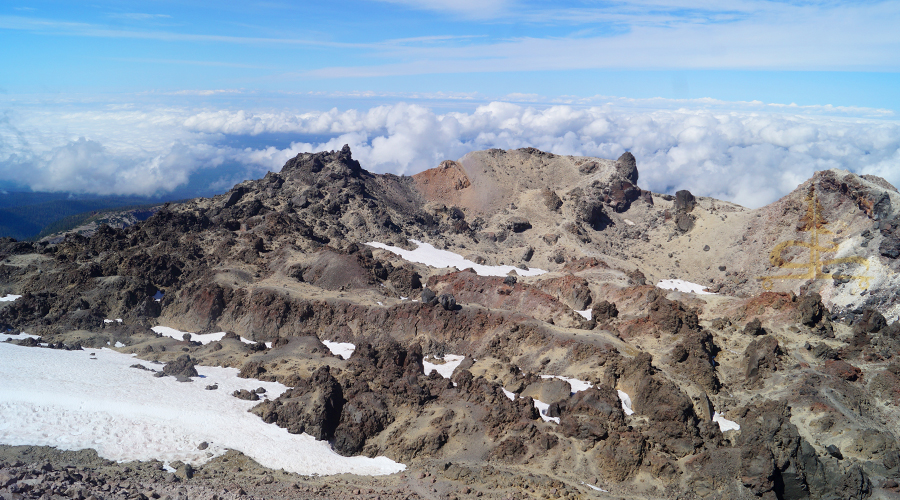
[2,331,40,341]
[540,375,592,393]
[104,319,123,324]
[501,388,517,401]
[367,240,547,277]
[423,354,465,379]
[322,340,356,359]
[657,279,716,295]
[532,398,559,424]
[0,294,21,302]
[576,309,592,320]
[0,342,404,476]
[114,341,125,348]
[581,481,609,492]
[151,326,272,348]
[617,390,635,416]
[713,411,740,432]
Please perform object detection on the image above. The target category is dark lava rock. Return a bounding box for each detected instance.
[542,188,563,211]
[161,354,198,379]
[232,389,260,401]
[670,331,720,393]
[675,212,695,232]
[744,335,780,387]
[797,292,825,326]
[521,246,534,262]
[559,385,624,442]
[853,308,887,335]
[605,180,642,213]
[826,444,843,460]
[735,401,830,499]
[251,365,343,441]
[507,217,532,233]
[823,359,862,381]
[575,193,610,231]
[503,275,517,286]
[592,300,619,321]
[675,190,696,213]
[421,287,437,305]
[647,289,700,335]
[880,218,900,259]
[438,293,457,311]
[333,392,392,455]
[616,152,639,184]
[743,318,766,336]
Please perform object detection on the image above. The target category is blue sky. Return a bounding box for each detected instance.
[1,0,899,206]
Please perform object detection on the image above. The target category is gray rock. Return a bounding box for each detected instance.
[616,152,639,184]
[161,354,198,379]
[675,190,696,213]
[507,217,532,233]
[421,288,437,305]
[521,246,534,262]
[438,294,457,311]
[675,213,694,232]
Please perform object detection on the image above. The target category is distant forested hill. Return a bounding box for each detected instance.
[0,192,179,241]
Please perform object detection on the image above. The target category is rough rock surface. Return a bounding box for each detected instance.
[4,146,900,499]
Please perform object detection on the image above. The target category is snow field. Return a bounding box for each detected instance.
[2,332,40,342]
[0,342,404,476]
[657,279,716,295]
[322,340,356,359]
[366,240,547,277]
[151,326,272,348]
[423,354,466,379]
[0,294,22,302]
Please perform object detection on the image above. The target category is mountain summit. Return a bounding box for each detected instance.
[1,146,899,499]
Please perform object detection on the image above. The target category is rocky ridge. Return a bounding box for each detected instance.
[2,145,900,499]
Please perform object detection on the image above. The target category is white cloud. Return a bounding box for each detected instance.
[2,97,899,207]
[371,0,512,18]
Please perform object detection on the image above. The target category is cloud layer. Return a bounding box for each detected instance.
[2,98,899,208]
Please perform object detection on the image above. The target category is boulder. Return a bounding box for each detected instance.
[161,354,198,379]
[675,190,696,213]
[616,152,639,185]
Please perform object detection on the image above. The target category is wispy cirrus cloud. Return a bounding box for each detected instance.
[107,13,172,21]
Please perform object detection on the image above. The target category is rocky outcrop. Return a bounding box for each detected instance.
[744,335,781,387]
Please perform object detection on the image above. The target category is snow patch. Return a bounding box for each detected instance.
[322,340,356,359]
[501,388,517,401]
[657,279,716,295]
[576,309,592,320]
[114,341,125,348]
[713,412,740,432]
[423,355,465,379]
[2,332,40,341]
[151,326,272,348]
[581,481,609,492]
[540,375,592,393]
[367,240,547,277]
[617,390,635,415]
[0,294,21,302]
[0,342,404,475]
[104,318,123,324]
[532,399,559,424]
